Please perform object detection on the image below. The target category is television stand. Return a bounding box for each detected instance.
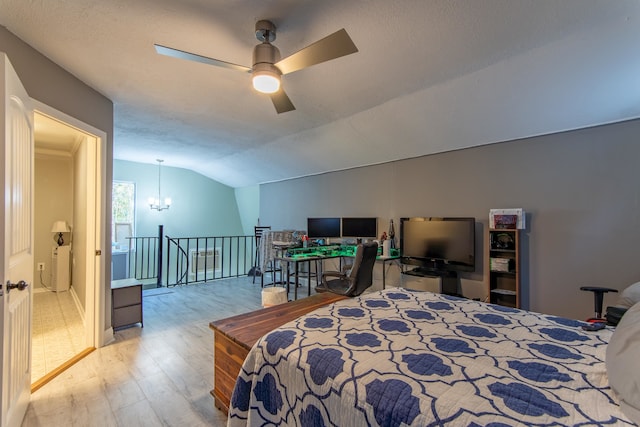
[402,268,460,296]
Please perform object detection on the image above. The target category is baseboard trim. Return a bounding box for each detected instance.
[103,327,115,346]
[69,286,85,323]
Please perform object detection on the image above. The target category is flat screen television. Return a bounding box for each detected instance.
[306,217,341,239]
[400,217,475,272]
[341,217,377,238]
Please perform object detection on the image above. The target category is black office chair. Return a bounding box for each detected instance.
[315,242,378,297]
[580,286,618,322]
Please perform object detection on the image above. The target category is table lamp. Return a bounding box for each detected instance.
[51,220,70,246]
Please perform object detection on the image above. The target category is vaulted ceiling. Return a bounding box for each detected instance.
[2,1,639,188]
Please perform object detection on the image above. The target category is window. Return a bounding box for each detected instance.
[112,181,135,248]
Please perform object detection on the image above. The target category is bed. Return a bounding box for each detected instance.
[228,288,635,426]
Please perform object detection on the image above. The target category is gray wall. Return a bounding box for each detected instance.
[0,27,113,134]
[260,118,640,320]
[1,26,114,327]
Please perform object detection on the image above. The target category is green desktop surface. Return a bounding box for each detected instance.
[284,244,399,260]
[275,244,401,299]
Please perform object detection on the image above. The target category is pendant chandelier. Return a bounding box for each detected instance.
[148,159,171,211]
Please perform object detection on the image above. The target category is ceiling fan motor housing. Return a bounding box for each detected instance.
[252,42,281,75]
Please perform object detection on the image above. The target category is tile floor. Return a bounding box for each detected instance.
[32,290,86,382]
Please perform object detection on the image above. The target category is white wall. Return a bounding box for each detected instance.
[34,153,73,291]
[234,185,260,236]
[72,141,89,310]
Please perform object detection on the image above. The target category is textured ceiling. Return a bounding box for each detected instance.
[2,0,640,188]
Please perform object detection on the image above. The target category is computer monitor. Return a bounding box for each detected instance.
[341,217,377,238]
[306,217,341,239]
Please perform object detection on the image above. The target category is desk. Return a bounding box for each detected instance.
[209,292,347,414]
[376,256,402,289]
[261,241,297,287]
[275,247,401,299]
[277,254,327,300]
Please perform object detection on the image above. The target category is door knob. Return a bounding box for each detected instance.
[6,280,28,293]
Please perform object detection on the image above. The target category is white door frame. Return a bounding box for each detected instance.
[31,99,108,348]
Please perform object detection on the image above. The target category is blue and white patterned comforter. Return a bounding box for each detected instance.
[228,288,632,426]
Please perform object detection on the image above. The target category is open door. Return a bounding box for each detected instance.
[0,53,34,427]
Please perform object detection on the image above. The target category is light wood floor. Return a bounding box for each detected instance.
[22,276,269,427]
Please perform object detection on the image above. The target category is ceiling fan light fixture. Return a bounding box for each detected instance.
[253,73,280,93]
[252,64,281,94]
[252,41,281,94]
[155,19,357,112]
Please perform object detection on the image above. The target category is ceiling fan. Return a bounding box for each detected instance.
[154,20,358,114]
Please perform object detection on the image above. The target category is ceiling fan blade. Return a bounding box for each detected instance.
[275,29,358,75]
[270,89,295,114]
[154,44,251,73]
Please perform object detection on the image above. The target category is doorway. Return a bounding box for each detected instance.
[31,104,106,389]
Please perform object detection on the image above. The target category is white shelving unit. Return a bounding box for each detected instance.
[51,245,71,292]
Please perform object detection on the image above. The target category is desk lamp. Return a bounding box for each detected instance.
[51,220,70,246]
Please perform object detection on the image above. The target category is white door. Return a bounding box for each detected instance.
[0,53,34,427]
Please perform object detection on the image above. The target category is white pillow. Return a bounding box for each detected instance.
[606,301,640,424]
[616,282,640,309]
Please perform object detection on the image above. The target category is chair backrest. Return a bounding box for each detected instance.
[347,242,379,296]
[255,226,271,245]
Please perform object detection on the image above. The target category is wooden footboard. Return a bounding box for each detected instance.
[209,292,348,414]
